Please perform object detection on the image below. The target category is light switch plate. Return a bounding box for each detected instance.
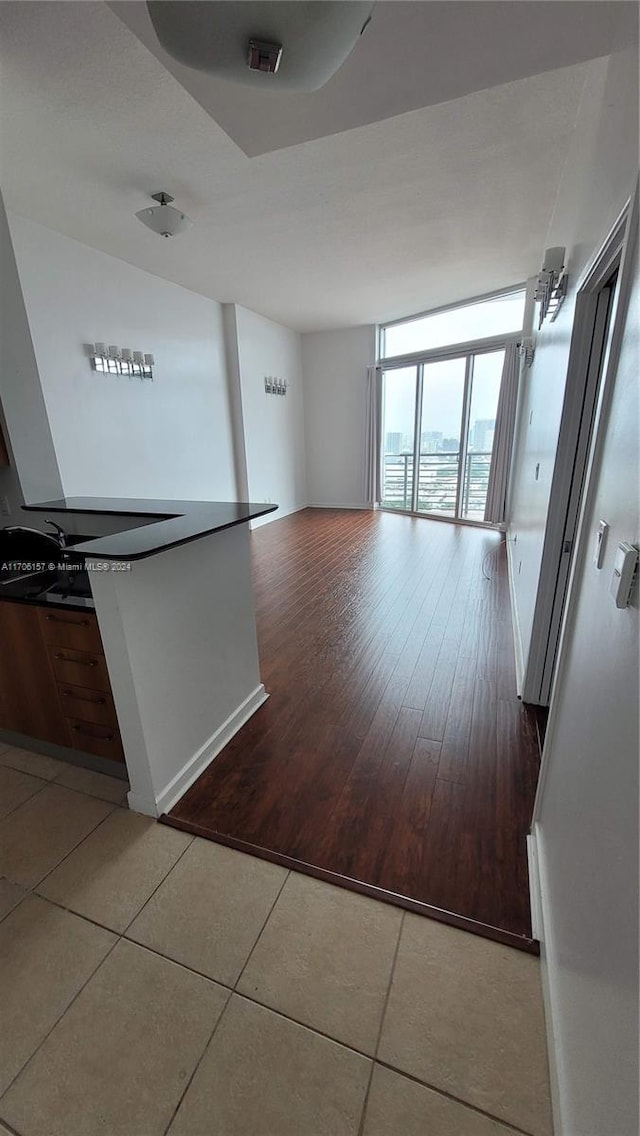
[610,542,638,609]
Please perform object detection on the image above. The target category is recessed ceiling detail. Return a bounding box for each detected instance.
[111,1,627,156]
[146,1,374,92]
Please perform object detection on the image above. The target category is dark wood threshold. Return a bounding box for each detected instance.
[160,813,540,956]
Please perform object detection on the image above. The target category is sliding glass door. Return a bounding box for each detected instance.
[381,348,505,522]
[417,357,466,516]
[379,366,418,512]
[459,349,504,520]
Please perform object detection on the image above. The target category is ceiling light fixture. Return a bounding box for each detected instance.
[135,192,192,238]
[145,1,374,92]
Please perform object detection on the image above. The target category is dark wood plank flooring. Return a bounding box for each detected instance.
[166,509,541,951]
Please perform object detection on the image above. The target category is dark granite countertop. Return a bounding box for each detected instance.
[22,498,278,561]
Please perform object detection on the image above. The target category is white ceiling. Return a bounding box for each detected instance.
[0,2,625,332]
[111,0,625,157]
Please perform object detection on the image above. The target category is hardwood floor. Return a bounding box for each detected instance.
[166,509,541,951]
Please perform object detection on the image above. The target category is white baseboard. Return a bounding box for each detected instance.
[528,822,565,1136]
[250,502,308,529]
[126,791,160,817]
[526,832,543,941]
[307,502,372,510]
[128,684,268,818]
[506,536,525,697]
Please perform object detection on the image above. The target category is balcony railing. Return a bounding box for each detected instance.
[381,451,493,519]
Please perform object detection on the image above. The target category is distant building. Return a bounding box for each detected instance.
[471,419,496,452]
[385,431,403,454]
[441,437,459,452]
[420,431,443,453]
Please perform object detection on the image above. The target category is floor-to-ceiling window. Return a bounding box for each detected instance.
[378,287,526,523]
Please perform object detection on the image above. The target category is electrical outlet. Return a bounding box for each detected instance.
[0,495,10,517]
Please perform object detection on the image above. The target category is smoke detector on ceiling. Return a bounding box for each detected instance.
[135,192,192,238]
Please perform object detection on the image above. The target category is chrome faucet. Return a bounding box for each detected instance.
[44,519,67,550]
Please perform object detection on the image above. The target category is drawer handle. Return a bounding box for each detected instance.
[54,653,98,667]
[62,690,106,705]
[72,724,115,742]
[46,614,90,626]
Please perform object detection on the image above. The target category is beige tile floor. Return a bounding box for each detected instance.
[0,741,554,1136]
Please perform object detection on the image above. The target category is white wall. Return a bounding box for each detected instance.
[0,193,63,513]
[90,524,265,816]
[302,325,375,508]
[534,237,638,1136]
[230,304,307,525]
[505,25,640,1135]
[7,212,237,502]
[508,38,638,672]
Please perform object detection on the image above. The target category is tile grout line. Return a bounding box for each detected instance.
[0,885,27,926]
[119,831,196,938]
[29,829,196,941]
[232,867,292,991]
[0,752,128,804]
[372,1057,540,1136]
[0,779,50,824]
[0,932,121,1111]
[358,909,406,1136]
[160,986,234,1136]
[29,803,119,892]
[0,1115,20,1136]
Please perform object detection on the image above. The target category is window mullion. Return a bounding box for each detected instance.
[411,364,424,513]
[456,355,473,519]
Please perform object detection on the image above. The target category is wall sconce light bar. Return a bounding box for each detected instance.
[535,247,568,328]
[264,376,288,396]
[85,343,154,380]
[518,337,535,367]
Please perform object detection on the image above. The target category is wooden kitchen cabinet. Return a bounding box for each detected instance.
[0,601,70,746]
[0,600,125,764]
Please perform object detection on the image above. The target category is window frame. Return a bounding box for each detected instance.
[379,345,508,525]
[377,283,527,364]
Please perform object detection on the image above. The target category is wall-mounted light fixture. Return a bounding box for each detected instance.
[535,246,568,328]
[85,343,154,380]
[264,376,288,396]
[518,337,535,367]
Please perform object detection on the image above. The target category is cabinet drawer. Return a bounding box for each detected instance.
[39,608,103,654]
[66,717,124,764]
[57,682,118,728]
[49,646,111,692]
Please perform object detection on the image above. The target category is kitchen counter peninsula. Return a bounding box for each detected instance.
[23,497,276,559]
[21,497,277,816]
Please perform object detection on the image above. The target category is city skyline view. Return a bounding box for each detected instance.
[384,417,496,456]
[381,350,503,457]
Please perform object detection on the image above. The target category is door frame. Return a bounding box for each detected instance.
[522,195,636,705]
